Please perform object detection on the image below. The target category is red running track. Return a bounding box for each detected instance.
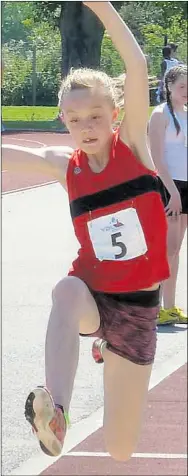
[41,365,187,476]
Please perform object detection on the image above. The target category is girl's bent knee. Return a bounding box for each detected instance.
[107,444,133,462]
[105,435,136,462]
[52,277,86,303]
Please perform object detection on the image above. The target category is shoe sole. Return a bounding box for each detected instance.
[157,318,178,326]
[176,319,188,324]
[25,387,62,457]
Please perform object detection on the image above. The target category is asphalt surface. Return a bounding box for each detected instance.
[2,183,187,476]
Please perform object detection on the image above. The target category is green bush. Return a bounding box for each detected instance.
[100,32,124,76]
[2,21,62,106]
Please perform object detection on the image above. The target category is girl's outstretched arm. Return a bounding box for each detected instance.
[83,2,149,145]
[2,144,74,191]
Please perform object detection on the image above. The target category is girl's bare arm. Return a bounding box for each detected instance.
[148,110,179,195]
[83,1,154,170]
[2,145,74,190]
[84,4,148,137]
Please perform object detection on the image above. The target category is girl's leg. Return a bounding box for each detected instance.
[45,276,100,412]
[179,214,188,248]
[163,253,179,308]
[25,276,101,456]
[162,215,187,309]
[103,348,152,461]
[160,216,181,309]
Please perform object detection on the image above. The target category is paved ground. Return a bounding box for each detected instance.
[2,132,187,476]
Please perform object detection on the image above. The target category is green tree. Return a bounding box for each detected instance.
[2,2,35,43]
[2,20,62,106]
[151,1,187,27]
[119,1,187,75]
[100,32,124,77]
[34,1,123,76]
[119,1,187,46]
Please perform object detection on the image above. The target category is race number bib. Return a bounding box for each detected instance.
[87,208,147,262]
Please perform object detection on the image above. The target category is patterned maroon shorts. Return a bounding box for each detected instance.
[80,288,160,365]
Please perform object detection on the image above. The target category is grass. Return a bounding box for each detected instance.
[2,106,59,121]
[3,120,65,131]
[2,106,154,131]
[2,106,65,131]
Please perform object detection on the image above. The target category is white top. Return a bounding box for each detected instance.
[164,58,179,74]
[154,103,187,181]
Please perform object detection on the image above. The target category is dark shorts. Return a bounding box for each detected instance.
[80,288,160,366]
[158,178,188,215]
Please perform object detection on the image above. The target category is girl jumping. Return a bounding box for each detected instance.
[3,2,169,461]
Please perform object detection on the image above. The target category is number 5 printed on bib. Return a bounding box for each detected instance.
[87,208,148,262]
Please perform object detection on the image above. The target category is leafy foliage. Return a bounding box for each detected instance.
[100,32,124,76]
[2,2,35,44]
[2,22,61,106]
[2,1,187,105]
[119,1,187,75]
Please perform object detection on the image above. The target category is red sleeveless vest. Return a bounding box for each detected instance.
[67,130,169,293]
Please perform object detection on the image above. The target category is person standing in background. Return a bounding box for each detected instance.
[169,43,185,66]
[156,46,179,103]
[161,46,179,77]
[149,65,187,325]
[169,43,178,60]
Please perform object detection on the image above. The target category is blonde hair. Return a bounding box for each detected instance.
[58,68,125,110]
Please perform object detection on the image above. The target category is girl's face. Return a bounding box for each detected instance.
[169,74,187,106]
[61,88,118,154]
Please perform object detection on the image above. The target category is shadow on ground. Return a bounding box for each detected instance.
[157,324,187,334]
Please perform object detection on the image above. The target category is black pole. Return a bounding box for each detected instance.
[164,34,168,46]
[32,44,37,106]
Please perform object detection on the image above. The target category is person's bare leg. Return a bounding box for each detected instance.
[103,348,152,461]
[162,215,187,309]
[160,216,181,308]
[163,253,179,308]
[25,276,101,456]
[45,276,100,412]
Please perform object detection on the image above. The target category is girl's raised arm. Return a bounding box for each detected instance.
[83,2,149,144]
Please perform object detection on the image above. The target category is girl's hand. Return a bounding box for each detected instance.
[165,189,182,218]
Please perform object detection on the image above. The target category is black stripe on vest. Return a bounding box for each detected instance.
[70,174,162,220]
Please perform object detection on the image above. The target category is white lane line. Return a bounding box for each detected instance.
[5,138,46,147]
[9,347,187,476]
[66,451,187,459]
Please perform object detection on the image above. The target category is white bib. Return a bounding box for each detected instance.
[87,208,147,262]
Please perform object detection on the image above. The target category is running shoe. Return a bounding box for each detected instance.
[169,306,188,324]
[157,308,179,325]
[24,386,67,456]
[92,339,106,363]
